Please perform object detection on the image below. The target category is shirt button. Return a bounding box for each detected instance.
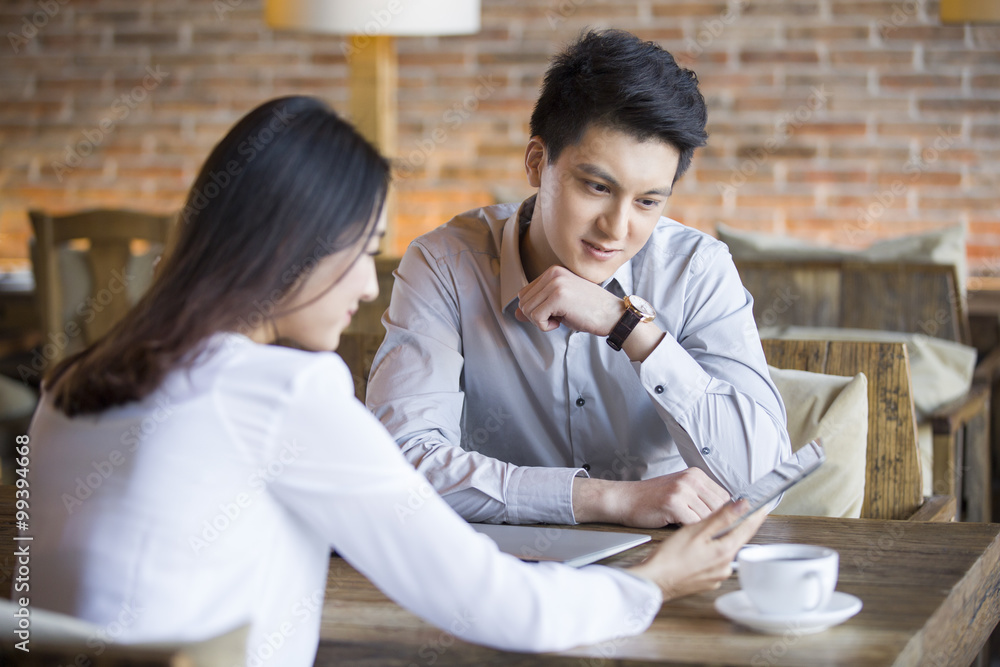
[582,463,591,472]
[701,447,711,456]
[654,385,664,394]
[576,397,586,407]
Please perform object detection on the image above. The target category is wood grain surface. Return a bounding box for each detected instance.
[1,493,997,666]
[735,260,969,345]
[762,339,925,520]
[315,516,1000,667]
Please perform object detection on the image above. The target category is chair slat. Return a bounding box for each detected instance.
[762,339,924,520]
[27,209,176,365]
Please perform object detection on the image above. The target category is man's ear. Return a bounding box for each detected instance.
[524,137,546,188]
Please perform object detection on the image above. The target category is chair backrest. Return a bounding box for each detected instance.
[28,209,176,364]
[736,259,970,345]
[761,339,923,520]
[1,640,193,666]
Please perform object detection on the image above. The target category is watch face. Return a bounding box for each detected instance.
[627,295,656,321]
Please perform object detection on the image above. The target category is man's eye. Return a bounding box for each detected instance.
[638,199,661,208]
[586,181,609,193]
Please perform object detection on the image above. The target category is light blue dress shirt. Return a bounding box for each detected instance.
[367,197,791,525]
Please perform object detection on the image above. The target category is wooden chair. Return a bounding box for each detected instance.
[762,339,955,521]
[1,642,194,666]
[738,258,991,522]
[736,260,970,343]
[28,209,176,365]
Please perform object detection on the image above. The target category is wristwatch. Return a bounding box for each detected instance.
[606,295,656,351]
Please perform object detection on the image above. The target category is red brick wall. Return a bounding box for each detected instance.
[1,0,998,275]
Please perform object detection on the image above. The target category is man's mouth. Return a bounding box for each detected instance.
[582,239,619,260]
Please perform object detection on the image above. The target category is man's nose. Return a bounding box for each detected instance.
[597,200,630,240]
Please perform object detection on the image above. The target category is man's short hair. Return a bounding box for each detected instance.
[529,29,708,182]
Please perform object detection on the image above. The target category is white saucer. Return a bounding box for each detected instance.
[714,591,862,635]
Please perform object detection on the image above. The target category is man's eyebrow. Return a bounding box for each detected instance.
[577,163,672,197]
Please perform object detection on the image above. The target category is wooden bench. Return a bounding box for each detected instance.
[736,260,970,342]
[762,339,955,521]
[738,258,991,522]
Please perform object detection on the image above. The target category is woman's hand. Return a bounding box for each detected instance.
[626,500,765,601]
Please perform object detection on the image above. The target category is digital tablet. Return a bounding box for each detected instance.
[471,524,651,568]
[712,438,826,539]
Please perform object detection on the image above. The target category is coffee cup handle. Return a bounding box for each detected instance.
[803,571,824,612]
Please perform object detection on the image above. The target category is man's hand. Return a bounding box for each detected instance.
[515,265,623,335]
[572,468,731,527]
[515,265,665,362]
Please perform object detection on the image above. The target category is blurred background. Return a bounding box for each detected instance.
[0,0,997,268]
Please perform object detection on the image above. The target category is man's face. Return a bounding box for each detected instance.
[523,125,680,284]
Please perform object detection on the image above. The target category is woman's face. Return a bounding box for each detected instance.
[268,213,385,352]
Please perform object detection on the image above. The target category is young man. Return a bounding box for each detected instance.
[366,30,790,527]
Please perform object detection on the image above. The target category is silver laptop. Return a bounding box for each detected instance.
[471,523,651,568]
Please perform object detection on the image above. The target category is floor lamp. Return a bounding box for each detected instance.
[265,1,481,253]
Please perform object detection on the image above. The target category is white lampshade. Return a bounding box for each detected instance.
[265,0,480,36]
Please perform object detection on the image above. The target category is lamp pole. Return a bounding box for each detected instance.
[264,1,481,255]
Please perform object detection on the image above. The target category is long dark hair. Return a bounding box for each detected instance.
[48,96,391,416]
[530,29,708,182]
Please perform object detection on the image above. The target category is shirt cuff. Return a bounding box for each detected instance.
[506,466,587,525]
[637,334,712,417]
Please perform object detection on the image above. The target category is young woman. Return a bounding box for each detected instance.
[28,97,764,666]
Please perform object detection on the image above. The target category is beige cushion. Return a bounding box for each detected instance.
[716,222,967,294]
[768,366,869,518]
[761,326,976,498]
[759,326,976,420]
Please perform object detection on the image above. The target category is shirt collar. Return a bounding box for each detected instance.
[606,258,633,299]
[498,195,637,312]
[499,195,536,313]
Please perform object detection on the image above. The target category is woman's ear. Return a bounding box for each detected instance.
[524,137,546,188]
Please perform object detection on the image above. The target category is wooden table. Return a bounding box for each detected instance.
[315,516,1000,667]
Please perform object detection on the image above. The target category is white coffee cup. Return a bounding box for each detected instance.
[737,544,838,615]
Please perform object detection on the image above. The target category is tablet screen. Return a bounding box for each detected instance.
[713,438,826,539]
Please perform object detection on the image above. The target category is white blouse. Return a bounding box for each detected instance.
[28,333,661,666]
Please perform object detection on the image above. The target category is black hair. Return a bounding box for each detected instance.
[529,29,708,182]
[50,96,391,415]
